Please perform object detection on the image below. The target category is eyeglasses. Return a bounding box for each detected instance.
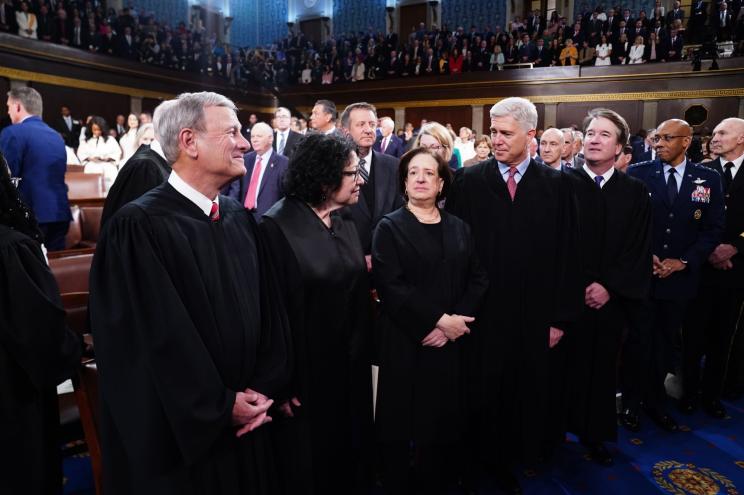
[651,134,687,143]
[422,144,444,151]
[341,168,361,179]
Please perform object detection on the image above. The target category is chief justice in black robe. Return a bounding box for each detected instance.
[445,98,582,487]
[561,110,652,464]
[0,156,81,494]
[259,133,374,494]
[89,93,291,495]
[100,140,171,226]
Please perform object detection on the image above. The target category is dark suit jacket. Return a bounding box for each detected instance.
[664,35,684,60]
[373,134,405,158]
[627,160,725,300]
[54,116,82,149]
[702,158,744,288]
[272,129,302,160]
[631,141,654,164]
[224,150,289,219]
[0,116,71,224]
[343,150,404,254]
[667,8,685,23]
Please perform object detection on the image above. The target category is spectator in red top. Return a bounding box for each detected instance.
[449,47,463,74]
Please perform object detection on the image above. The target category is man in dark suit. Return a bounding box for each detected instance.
[0,0,17,33]
[632,129,656,163]
[272,107,301,161]
[681,118,744,415]
[310,99,341,136]
[224,122,288,219]
[0,87,71,250]
[526,9,544,36]
[667,1,686,24]
[373,117,404,158]
[689,0,708,41]
[535,38,552,67]
[624,119,725,433]
[517,33,538,63]
[664,28,684,60]
[53,104,82,149]
[714,2,733,40]
[340,102,404,261]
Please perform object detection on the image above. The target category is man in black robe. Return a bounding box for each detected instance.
[446,97,583,493]
[563,109,652,466]
[89,92,291,495]
[100,138,171,226]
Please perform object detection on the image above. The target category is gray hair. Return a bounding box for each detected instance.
[135,123,154,144]
[560,128,575,143]
[7,87,43,116]
[250,122,273,140]
[153,92,237,164]
[489,97,537,131]
[572,130,584,142]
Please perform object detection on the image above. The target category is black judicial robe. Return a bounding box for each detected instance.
[372,207,488,446]
[260,197,374,495]
[562,168,652,442]
[0,226,81,494]
[100,145,172,226]
[89,183,291,495]
[445,159,583,462]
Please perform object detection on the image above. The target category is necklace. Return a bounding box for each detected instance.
[406,203,440,223]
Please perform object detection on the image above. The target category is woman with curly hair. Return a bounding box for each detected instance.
[260,133,374,494]
[0,153,81,494]
[77,115,122,190]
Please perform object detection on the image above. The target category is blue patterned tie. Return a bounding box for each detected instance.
[594,176,604,188]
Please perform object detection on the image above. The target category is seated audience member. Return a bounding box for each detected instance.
[101,122,169,226]
[490,45,505,70]
[463,135,492,166]
[535,38,552,67]
[260,133,374,494]
[77,116,122,191]
[90,91,290,494]
[629,35,645,63]
[0,154,82,495]
[578,40,596,65]
[613,33,630,64]
[412,122,459,170]
[223,122,288,219]
[0,87,71,251]
[644,32,662,62]
[118,113,140,163]
[16,1,36,39]
[615,145,634,172]
[373,147,487,494]
[664,29,684,61]
[455,127,476,163]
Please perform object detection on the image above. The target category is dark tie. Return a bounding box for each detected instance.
[724,162,734,191]
[507,167,518,201]
[210,201,220,222]
[595,176,604,187]
[667,168,678,204]
[358,157,369,183]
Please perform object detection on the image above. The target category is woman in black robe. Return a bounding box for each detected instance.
[260,133,374,494]
[372,148,488,494]
[0,154,81,494]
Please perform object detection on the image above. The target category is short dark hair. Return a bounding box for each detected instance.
[398,147,453,201]
[314,99,337,122]
[284,133,356,207]
[582,108,630,146]
[340,102,377,129]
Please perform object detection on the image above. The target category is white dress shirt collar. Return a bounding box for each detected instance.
[582,164,615,188]
[168,170,218,217]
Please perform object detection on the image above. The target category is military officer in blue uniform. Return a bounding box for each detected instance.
[623,119,724,432]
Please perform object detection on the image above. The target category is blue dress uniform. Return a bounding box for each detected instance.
[626,159,724,413]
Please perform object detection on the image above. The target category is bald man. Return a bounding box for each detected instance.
[540,128,565,170]
[684,118,744,410]
[626,119,724,431]
[224,122,289,218]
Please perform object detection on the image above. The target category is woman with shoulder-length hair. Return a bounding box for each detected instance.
[373,147,488,494]
[77,115,122,190]
[0,153,81,494]
[411,121,459,170]
[259,132,375,494]
[463,135,493,167]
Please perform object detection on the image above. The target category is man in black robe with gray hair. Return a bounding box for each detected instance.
[90,91,291,495]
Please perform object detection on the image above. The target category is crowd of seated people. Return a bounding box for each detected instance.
[2,0,742,89]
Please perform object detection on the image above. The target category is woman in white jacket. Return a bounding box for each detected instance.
[77,116,122,191]
[118,113,140,164]
[628,36,645,64]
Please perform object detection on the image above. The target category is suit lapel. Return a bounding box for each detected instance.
[729,161,744,194]
[257,153,275,198]
[649,160,671,208]
[372,151,389,220]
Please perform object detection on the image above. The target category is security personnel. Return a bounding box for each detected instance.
[624,119,724,433]
[681,117,744,416]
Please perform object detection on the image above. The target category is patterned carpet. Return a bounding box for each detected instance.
[63,396,744,494]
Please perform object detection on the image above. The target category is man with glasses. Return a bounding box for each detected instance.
[340,102,404,263]
[272,107,301,160]
[625,119,724,432]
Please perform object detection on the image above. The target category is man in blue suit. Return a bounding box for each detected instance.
[624,119,725,433]
[223,122,288,219]
[373,117,405,158]
[1,87,70,250]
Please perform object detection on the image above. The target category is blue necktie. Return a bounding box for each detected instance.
[594,176,604,187]
[667,168,678,204]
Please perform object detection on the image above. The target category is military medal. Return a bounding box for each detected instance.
[691,184,711,203]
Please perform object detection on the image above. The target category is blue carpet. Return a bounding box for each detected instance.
[62,397,744,494]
